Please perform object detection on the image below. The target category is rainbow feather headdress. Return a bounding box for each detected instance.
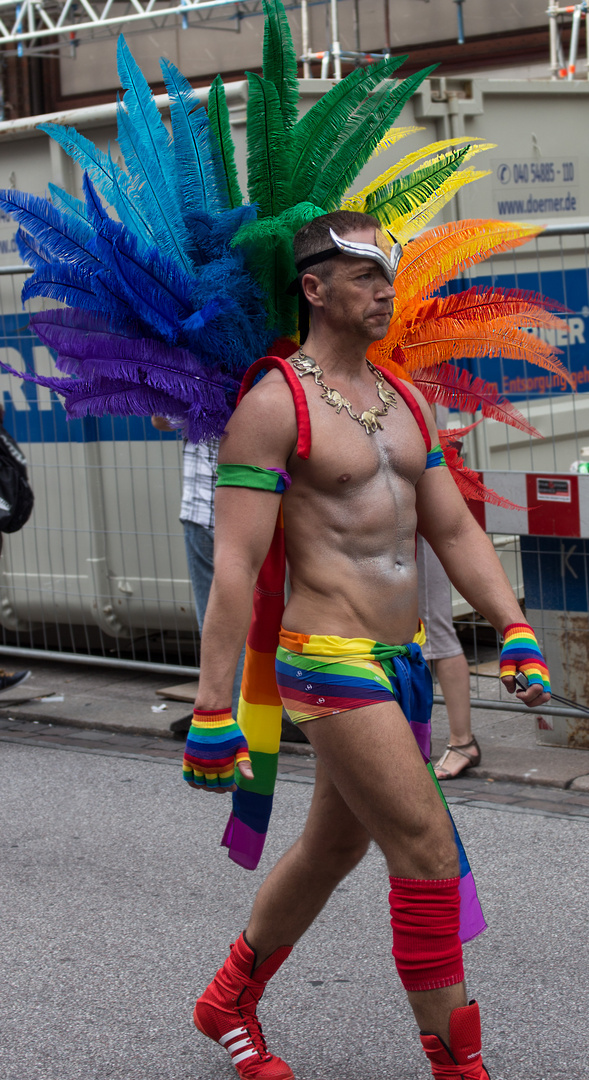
[0,0,572,873]
[0,0,571,448]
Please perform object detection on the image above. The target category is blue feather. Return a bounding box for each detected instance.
[0,188,98,271]
[116,37,193,274]
[89,218,194,341]
[30,307,144,340]
[15,228,51,272]
[48,184,88,224]
[184,256,275,373]
[183,205,257,263]
[160,57,225,218]
[38,122,153,244]
[21,262,114,315]
[82,172,109,227]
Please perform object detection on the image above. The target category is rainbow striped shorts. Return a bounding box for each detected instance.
[276,624,432,762]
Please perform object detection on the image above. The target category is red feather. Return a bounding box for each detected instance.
[413,363,541,437]
[443,445,526,509]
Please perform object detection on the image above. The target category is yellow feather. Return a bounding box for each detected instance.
[343,136,473,211]
[383,168,491,242]
[341,127,423,211]
[394,140,494,180]
[372,124,425,158]
[394,219,541,310]
[370,136,489,191]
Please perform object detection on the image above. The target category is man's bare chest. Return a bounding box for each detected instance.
[289,389,428,495]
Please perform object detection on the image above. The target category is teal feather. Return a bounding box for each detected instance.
[262,0,299,131]
[246,72,291,218]
[290,55,408,205]
[310,66,437,210]
[116,37,193,274]
[38,122,153,243]
[160,58,225,217]
[48,184,88,224]
[207,75,243,210]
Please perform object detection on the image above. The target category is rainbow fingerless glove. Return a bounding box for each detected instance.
[183,708,251,789]
[499,623,551,694]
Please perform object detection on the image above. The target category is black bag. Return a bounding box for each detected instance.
[0,420,34,533]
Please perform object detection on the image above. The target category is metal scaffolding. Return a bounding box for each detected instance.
[0,0,266,55]
[548,0,589,80]
[0,0,393,77]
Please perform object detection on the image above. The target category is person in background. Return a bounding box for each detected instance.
[417,404,479,781]
[0,404,31,693]
[151,422,244,735]
[417,534,480,780]
[0,668,31,691]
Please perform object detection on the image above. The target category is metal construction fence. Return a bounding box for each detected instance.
[1,225,589,745]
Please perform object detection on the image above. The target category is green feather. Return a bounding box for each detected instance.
[366,146,471,221]
[262,0,299,131]
[310,65,437,211]
[207,74,243,209]
[290,56,408,205]
[234,202,324,332]
[246,72,292,218]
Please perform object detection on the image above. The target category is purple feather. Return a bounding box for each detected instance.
[31,319,238,400]
[30,307,143,339]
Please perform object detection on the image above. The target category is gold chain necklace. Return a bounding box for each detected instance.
[293,347,397,434]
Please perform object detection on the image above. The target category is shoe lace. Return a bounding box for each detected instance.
[236,981,271,1060]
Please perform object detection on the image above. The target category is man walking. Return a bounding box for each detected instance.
[183,210,550,1079]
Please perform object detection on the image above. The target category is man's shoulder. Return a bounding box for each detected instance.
[234,364,299,421]
[223,364,299,462]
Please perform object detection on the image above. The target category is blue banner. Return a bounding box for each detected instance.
[456,267,589,401]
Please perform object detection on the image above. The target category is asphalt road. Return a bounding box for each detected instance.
[1,739,587,1080]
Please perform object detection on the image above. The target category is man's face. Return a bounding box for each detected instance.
[306,226,397,342]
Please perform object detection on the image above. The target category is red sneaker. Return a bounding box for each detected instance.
[194,932,294,1080]
[420,1000,491,1079]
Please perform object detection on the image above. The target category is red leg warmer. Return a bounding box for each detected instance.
[389,876,464,992]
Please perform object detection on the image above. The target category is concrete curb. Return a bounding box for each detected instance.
[3,705,589,791]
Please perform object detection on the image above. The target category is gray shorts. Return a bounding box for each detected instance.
[416,535,463,662]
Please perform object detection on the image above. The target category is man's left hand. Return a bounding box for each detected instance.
[499,622,551,707]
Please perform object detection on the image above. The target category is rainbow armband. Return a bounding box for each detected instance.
[425,443,447,470]
[499,623,550,694]
[216,463,291,492]
[183,708,251,790]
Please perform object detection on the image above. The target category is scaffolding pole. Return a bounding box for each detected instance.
[547,1,589,81]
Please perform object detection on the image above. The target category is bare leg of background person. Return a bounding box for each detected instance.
[432,651,478,779]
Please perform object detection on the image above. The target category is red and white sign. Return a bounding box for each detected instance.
[467,472,589,537]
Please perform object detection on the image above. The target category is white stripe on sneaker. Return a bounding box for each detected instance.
[232,1048,257,1065]
[228,1038,252,1053]
[220,1027,247,1046]
[218,1026,259,1067]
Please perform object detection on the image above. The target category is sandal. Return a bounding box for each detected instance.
[434,735,481,781]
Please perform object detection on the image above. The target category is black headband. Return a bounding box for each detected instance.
[286,247,339,295]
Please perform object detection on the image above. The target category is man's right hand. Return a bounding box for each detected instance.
[182,707,253,793]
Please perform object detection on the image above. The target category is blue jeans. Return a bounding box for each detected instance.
[182,519,245,717]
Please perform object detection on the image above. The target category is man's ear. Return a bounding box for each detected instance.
[300,271,324,309]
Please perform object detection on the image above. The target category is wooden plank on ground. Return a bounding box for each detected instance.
[156,681,198,702]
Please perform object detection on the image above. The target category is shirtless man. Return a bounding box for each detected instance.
[183,210,551,1080]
